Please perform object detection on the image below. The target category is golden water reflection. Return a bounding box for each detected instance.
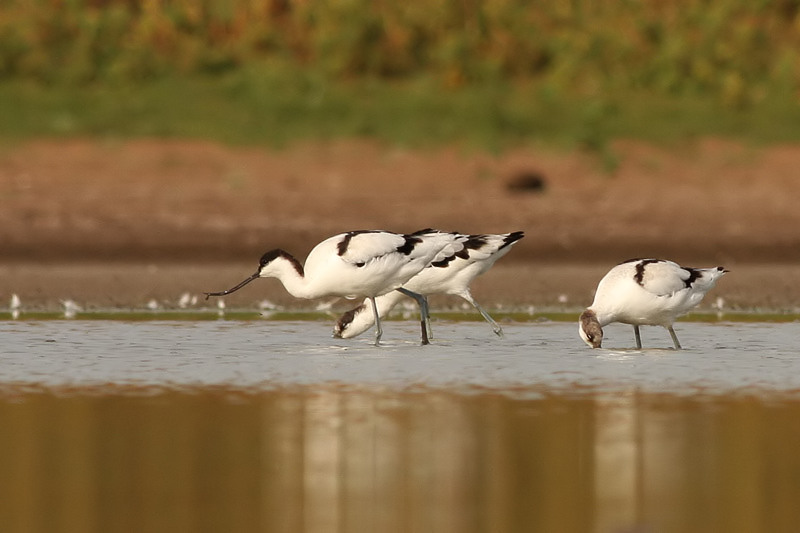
[1,385,799,533]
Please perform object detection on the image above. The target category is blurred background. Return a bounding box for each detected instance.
[2,0,800,306]
[4,5,800,533]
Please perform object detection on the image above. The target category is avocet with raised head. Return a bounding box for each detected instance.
[204,229,457,345]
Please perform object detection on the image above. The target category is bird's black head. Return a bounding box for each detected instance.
[255,249,304,276]
[259,249,284,268]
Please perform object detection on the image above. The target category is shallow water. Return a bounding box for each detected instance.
[2,320,800,533]
[1,320,799,394]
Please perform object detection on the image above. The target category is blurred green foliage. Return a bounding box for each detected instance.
[2,0,799,105]
[1,0,800,148]
[4,74,800,149]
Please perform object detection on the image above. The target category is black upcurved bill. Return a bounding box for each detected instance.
[204,272,259,299]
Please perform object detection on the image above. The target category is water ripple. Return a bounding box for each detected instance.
[0,321,799,397]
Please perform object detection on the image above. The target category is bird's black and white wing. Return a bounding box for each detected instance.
[426,231,523,267]
[415,230,466,266]
[628,258,699,297]
[336,229,460,267]
[335,230,409,266]
[460,231,525,263]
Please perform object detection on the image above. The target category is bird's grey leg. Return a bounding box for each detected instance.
[411,293,432,340]
[633,325,642,349]
[667,326,682,350]
[369,297,383,346]
[421,295,433,340]
[396,288,430,345]
[461,293,503,337]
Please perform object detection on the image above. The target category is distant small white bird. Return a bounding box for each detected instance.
[579,258,728,349]
[10,293,21,320]
[258,299,279,311]
[62,299,82,319]
[178,292,198,308]
[204,229,457,345]
[333,231,524,340]
[314,300,337,312]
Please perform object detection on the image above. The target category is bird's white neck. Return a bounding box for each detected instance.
[260,253,318,299]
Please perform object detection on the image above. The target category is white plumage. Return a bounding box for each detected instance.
[579,258,728,349]
[204,229,456,345]
[333,231,524,340]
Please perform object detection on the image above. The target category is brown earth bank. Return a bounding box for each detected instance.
[1,138,799,311]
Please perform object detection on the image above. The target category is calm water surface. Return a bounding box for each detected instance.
[1,320,799,533]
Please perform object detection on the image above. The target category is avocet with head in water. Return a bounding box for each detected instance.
[333,231,524,340]
[204,229,459,345]
[579,258,728,350]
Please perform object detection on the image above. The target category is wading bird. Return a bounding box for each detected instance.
[579,259,728,349]
[333,231,524,340]
[204,229,458,345]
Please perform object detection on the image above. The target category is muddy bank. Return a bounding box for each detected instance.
[1,138,800,264]
[1,138,799,311]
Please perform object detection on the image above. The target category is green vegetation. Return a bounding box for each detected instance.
[4,74,800,150]
[2,0,800,148]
